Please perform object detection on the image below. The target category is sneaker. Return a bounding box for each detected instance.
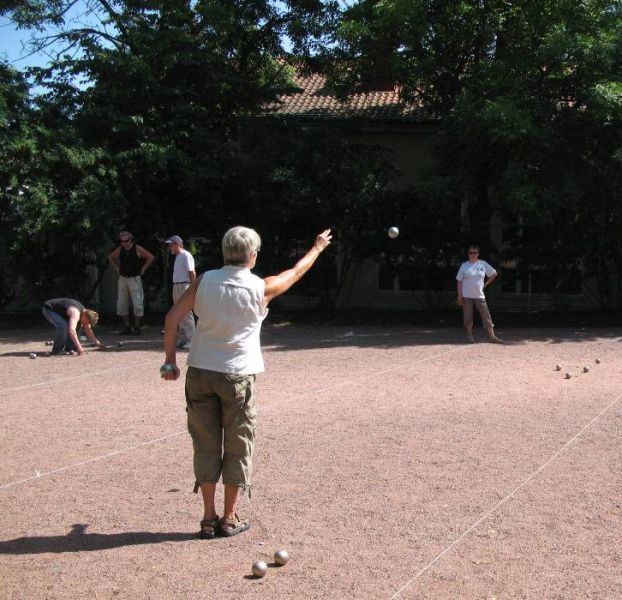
[176,340,192,350]
[489,336,503,344]
[467,335,475,343]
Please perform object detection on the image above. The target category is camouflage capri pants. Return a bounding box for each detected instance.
[185,366,256,492]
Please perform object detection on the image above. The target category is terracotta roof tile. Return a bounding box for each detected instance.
[265,72,437,123]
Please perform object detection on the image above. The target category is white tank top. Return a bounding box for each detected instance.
[187,266,268,374]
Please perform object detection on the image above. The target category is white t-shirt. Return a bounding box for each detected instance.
[456,260,497,299]
[188,266,268,375]
[172,249,195,283]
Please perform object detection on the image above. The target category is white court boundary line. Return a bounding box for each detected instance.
[0,432,184,490]
[0,361,154,395]
[388,391,622,600]
[0,345,465,490]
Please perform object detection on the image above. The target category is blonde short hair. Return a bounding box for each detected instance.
[83,309,99,326]
[222,226,261,266]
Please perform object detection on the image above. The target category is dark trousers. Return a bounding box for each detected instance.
[42,307,77,354]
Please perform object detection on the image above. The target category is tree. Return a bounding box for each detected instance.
[322,0,622,306]
[0,61,37,305]
[221,118,398,297]
[0,1,343,308]
[1,66,121,305]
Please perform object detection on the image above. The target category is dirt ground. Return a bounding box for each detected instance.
[0,322,621,599]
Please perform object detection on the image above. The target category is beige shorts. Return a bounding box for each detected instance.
[117,276,144,317]
[172,282,195,343]
[462,297,494,329]
[185,367,256,492]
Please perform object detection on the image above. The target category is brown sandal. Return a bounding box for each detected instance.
[218,514,251,537]
[199,516,220,540]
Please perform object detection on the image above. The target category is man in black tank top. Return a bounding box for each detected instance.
[42,298,106,355]
[108,231,155,334]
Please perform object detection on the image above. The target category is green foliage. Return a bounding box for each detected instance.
[0,62,36,305]
[5,0,620,310]
[184,118,398,292]
[0,1,348,308]
[324,0,622,306]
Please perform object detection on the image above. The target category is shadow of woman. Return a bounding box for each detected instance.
[0,523,198,554]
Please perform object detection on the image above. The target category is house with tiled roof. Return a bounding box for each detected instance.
[265,72,435,123]
[263,71,440,190]
[258,70,451,309]
[261,71,593,312]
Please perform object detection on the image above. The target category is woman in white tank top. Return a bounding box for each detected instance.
[161,226,332,539]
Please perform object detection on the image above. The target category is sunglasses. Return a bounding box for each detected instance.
[469,251,479,255]
[120,238,132,243]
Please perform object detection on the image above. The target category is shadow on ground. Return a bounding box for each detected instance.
[0,523,197,554]
[1,309,621,351]
[1,326,621,354]
[261,323,622,352]
[0,344,165,358]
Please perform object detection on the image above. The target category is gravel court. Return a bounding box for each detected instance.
[0,325,621,599]
[0,347,179,488]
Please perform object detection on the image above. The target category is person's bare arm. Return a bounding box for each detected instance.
[189,270,196,282]
[66,307,84,355]
[108,246,121,273]
[457,281,463,306]
[82,322,107,350]
[137,245,155,274]
[161,276,202,380]
[263,230,332,306]
[484,273,497,289]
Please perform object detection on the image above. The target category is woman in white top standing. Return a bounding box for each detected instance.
[456,245,502,343]
[161,226,332,539]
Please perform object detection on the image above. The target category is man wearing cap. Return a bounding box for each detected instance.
[166,235,196,350]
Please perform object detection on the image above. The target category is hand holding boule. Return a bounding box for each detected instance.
[160,363,180,380]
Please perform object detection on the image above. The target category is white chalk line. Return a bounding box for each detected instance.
[0,360,155,395]
[0,432,184,490]
[0,345,465,490]
[388,391,622,600]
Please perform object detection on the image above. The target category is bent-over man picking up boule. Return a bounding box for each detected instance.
[42,298,107,355]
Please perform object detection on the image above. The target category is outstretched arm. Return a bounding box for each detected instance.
[263,229,332,306]
[82,321,107,350]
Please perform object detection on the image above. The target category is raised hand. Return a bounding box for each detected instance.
[314,229,333,252]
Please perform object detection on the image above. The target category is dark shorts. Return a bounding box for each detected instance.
[185,366,256,490]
